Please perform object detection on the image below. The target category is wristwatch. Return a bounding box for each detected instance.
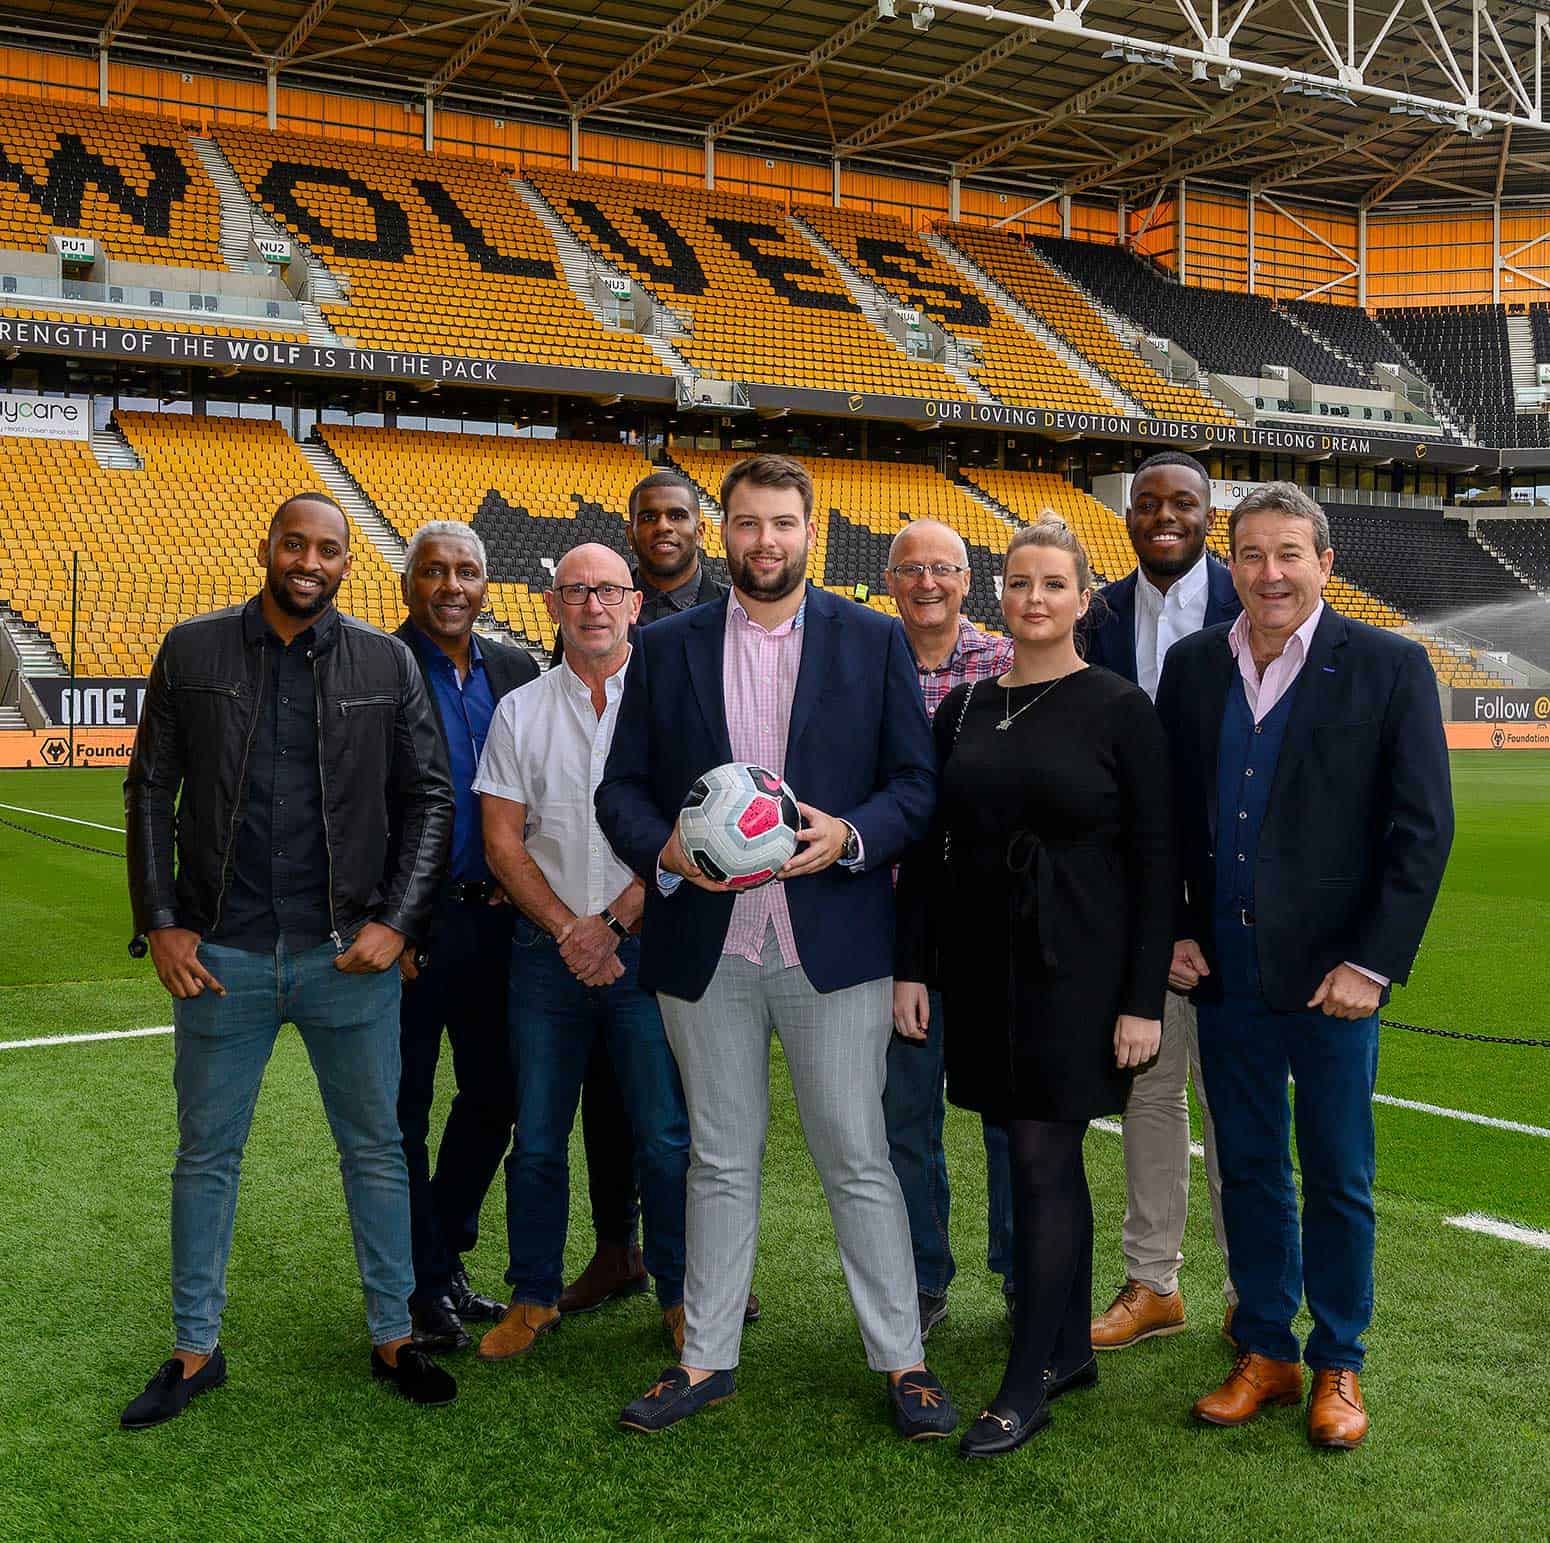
[600,908,632,941]
[840,822,861,865]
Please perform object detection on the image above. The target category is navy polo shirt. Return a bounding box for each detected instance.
[409,625,496,884]
[209,602,335,951]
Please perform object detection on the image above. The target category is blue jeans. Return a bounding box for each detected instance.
[504,917,689,1308]
[883,988,1016,1299]
[1196,915,1379,1371]
[170,938,412,1352]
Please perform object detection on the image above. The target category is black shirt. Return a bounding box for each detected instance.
[208,603,337,952]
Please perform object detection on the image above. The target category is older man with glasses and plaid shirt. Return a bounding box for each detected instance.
[882,519,1019,1344]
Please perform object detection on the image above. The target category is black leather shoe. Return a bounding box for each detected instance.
[618,1366,736,1433]
[412,1296,472,1354]
[958,1400,1052,1459]
[449,1265,506,1324]
[371,1346,457,1406]
[120,1346,228,1431]
[889,1367,958,1440]
[743,1291,762,1325]
[918,1291,948,1343]
[1044,1357,1098,1402]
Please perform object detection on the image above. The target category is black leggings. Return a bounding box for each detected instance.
[994,1117,1093,1421]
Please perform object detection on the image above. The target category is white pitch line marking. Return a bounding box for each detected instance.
[0,801,125,836]
[1444,1214,1550,1250]
[1373,1093,1550,1140]
[0,1025,171,1051]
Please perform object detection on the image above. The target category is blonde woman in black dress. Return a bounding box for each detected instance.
[895,516,1175,1458]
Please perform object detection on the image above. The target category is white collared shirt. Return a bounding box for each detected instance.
[1134,552,1210,702]
[1226,599,1325,726]
[472,650,635,918]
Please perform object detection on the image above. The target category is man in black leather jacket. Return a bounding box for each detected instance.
[120,493,457,1430]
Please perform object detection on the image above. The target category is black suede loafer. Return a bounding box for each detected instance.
[618,1366,736,1433]
[371,1346,458,1406]
[1044,1357,1099,1402]
[120,1346,228,1431]
[889,1367,958,1440]
[412,1296,472,1354]
[917,1291,948,1343]
[958,1400,1052,1459]
[450,1265,506,1324]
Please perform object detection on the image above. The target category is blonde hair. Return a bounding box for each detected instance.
[1005,512,1095,593]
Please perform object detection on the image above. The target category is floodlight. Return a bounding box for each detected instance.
[1190,59,1208,82]
[876,0,896,17]
[911,3,935,30]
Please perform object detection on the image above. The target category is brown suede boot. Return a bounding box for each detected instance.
[475,1302,560,1362]
[1307,1368,1369,1449]
[1193,1351,1304,1426]
[558,1243,648,1314]
[663,1304,686,1356]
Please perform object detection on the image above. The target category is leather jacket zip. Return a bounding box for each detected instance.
[316,675,344,953]
[210,675,263,937]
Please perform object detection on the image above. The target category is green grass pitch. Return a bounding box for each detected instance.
[0,755,1546,1541]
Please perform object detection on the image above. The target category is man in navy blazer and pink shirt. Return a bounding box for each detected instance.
[596,452,959,1442]
[1155,481,1452,1451]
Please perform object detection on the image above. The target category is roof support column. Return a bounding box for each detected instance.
[98,48,108,106]
[1059,194,1071,237]
[704,135,715,190]
[569,114,579,171]
[831,158,841,208]
[1358,205,1368,308]
[1492,197,1501,304]
[1247,190,1256,294]
[266,69,277,128]
[1117,197,1127,247]
[1177,180,1187,281]
[949,175,960,222]
[424,94,434,153]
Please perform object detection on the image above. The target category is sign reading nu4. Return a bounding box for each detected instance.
[0,393,90,441]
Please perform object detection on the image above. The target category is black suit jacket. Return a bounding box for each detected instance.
[1154,606,1453,1011]
[1085,555,1241,683]
[393,620,539,744]
[595,585,936,1002]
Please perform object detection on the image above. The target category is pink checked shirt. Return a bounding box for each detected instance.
[720,592,807,968]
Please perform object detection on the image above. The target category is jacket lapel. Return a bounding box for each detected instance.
[1204,557,1241,628]
[1199,629,1237,843]
[394,621,450,746]
[1111,573,1139,683]
[786,585,834,757]
[1267,605,1347,808]
[686,594,733,762]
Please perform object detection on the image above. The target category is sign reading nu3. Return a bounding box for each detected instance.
[0,393,90,441]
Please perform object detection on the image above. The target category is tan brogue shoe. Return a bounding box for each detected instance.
[663,1304,686,1356]
[1307,1368,1369,1449]
[475,1302,560,1362]
[1193,1351,1304,1426]
[1090,1281,1187,1350]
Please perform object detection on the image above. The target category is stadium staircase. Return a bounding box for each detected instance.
[513,176,696,387]
[950,471,1024,534]
[0,603,65,676]
[1280,308,1371,384]
[297,436,408,575]
[1506,313,1538,394]
[923,232,1145,416]
[190,136,348,347]
[89,423,141,470]
[1472,524,1550,599]
[660,452,726,524]
[787,215,995,404]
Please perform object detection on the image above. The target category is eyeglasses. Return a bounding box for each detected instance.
[554,582,635,606]
[888,563,969,581]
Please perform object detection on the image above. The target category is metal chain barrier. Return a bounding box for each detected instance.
[0,811,125,861]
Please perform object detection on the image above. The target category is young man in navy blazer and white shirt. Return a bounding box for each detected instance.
[596,453,959,1441]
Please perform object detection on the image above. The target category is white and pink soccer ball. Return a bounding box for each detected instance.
[677,763,802,889]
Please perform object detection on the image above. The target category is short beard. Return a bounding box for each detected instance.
[637,542,698,589]
[1142,532,1206,581]
[268,568,339,618]
[728,549,806,604]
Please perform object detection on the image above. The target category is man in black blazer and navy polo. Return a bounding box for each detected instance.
[1084,452,1242,1356]
[394,522,538,1353]
[1155,482,1452,1451]
[597,452,957,1441]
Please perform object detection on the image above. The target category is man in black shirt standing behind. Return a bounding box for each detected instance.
[122,493,455,1428]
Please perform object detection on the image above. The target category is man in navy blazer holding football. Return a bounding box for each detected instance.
[1155,482,1452,1451]
[596,452,957,1442]
[1084,452,1243,1356]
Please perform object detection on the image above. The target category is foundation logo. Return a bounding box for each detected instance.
[1492,728,1506,750]
[40,736,69,766]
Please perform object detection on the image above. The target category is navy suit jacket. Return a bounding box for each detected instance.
[1084,554,1241,683]
[595,584,937,1002]
[1154,606,1454,1012]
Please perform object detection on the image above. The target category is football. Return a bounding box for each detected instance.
[677,763,802,889]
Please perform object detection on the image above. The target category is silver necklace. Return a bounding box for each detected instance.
[996,672,1069,730]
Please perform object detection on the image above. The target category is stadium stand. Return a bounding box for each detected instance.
[1474,518,1550,592]
[212,126,665,371]
[941,225,1236,425]
[795,203,1116,413]
[0,411,401,675]
[671,447,1020,628]
[527,168,968,399]
[1281,297,1421,376]
[0,94,306,341]
[317,427,703,654]
[1034,236,1369,390]
[1531,304,1550,370]
[1378,305,1550,449]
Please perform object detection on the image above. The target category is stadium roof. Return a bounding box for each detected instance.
[6,0,1550,207]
